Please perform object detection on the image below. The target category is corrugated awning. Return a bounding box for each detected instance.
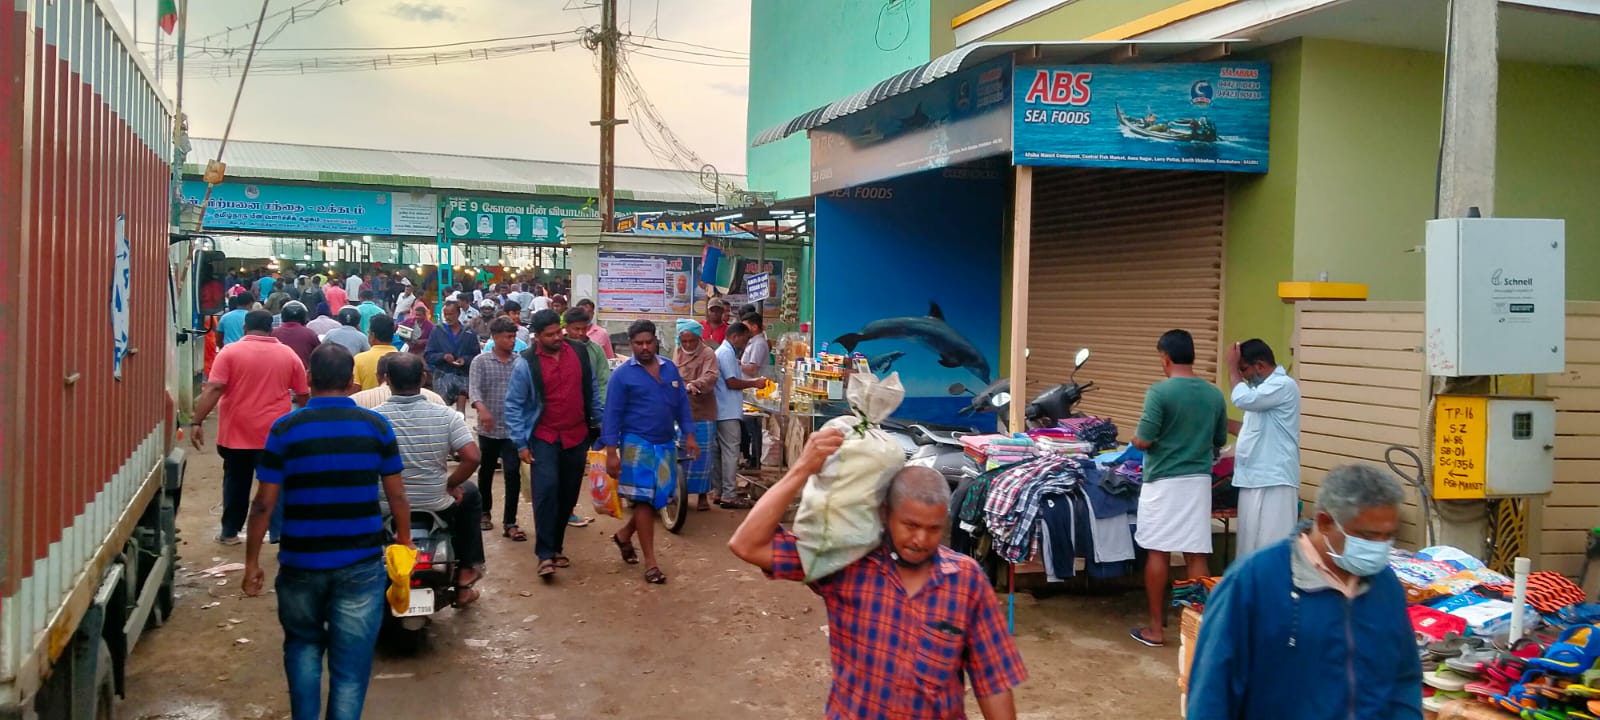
[750,40,1243,148]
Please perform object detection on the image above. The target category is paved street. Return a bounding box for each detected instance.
[121,427,1182,719]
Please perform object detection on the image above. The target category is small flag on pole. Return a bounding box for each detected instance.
[157,0,178,34]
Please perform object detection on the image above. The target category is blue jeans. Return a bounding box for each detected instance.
[276,558,386,720]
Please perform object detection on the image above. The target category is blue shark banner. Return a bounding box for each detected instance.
[1012,62,1270,173]
[814,163,1005,429]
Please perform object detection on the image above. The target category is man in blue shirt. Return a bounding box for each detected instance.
[242,343,413,720]
[1186,464,1419,720]
[714,323,765,509]
[215,292,254,349]
[600,320,698,585]
[354,290,386,333]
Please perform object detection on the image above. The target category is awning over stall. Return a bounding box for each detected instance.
[750,40,1243,148]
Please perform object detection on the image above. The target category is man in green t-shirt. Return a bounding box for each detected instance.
[1128,329,1228,649]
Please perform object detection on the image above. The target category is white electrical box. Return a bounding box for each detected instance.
[1433,395,1556,499]
[1425,218,1565,376]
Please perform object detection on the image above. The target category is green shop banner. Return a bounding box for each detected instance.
[443,196,597,243]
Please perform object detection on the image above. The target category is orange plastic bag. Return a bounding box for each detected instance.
[588,449,623,519]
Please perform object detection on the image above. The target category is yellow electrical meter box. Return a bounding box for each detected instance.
[1433,395,1557,500]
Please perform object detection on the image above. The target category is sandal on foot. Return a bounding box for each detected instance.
[719,497,753,510]
[538,559,557,579]
[480,514,494,531]
[568,515,594,528]
[452,586,481,608]
[644,566,667,584]
[1129,628,1164,648]
[612,534,639,564]
[503,524,528,542]
[697,497,711,511]
[553,556,571,569]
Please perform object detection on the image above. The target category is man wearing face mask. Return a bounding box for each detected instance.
[729,430,1028,720]
[1227,339,1302,559]
[1186,464,1420,720]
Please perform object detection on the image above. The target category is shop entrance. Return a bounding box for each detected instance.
[1025,167,1225,433]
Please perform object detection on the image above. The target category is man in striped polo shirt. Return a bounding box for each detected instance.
[243,343,413,720]
[374,353,485,605]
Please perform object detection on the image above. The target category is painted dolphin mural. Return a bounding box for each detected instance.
[834,303,992,384]
[868,350,905,374]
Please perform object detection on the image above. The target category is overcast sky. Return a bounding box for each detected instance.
[105,0,751,174]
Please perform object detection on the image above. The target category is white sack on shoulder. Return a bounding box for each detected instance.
[794,373,907,582]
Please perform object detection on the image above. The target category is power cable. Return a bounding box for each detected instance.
[634,35,746,56]
[626,49,746,67]
[140,29,580,53]
[180,38,586,77]
[627,41,746,60]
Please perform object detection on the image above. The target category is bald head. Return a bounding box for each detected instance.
[886,466,951,513]
[386,352,425,394]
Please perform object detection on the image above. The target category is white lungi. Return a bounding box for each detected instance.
[1235,485,1299,559]
[1134,473,1212,554]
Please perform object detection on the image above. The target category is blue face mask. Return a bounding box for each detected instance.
[1327,520,1394,577]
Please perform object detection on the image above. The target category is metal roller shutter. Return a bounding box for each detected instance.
[1025,167,1225,436]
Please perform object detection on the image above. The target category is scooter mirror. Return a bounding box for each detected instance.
[948,382,969,396]
[990,392,1011,408]
[1074,348,1091,369]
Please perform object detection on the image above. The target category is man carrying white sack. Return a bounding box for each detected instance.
[729,429,1028,720]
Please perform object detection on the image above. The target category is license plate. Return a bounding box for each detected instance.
[397,588,434,617]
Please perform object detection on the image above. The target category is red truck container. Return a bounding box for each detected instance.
[0,0,187,717]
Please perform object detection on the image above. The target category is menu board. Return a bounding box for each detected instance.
[597,252,696,320]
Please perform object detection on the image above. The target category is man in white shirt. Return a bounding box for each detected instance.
[345,273,364,303]
[737,310,771,470]
[1227,339,1302,559]
[394,278,417,321]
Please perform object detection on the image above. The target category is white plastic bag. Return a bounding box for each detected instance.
[793,372,907,582]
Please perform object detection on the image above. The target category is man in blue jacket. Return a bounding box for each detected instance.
[1186,463,1421,720]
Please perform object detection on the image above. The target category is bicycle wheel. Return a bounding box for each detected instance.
[660,457,690,534]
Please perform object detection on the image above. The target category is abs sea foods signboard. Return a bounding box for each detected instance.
[181,181,438,236]
[1012,62,1270,173]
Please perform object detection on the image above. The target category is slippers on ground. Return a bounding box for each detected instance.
[553,556,571,569]
[480,514,494,531]
[1429,632,1474,659]
[568,515,594,528]
[611,534,639,564]
[538,559,557,579]
[644,566,667,584]
[1427,668,1472,692]
[503,524,527,542]
[452,586,481,608]
[1534,625,1600,674]
[1128,628,1164,648]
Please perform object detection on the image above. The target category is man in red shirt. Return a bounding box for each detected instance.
[703,297,729,346]
[324,279,349,314]
[191,310,309,544]
[730,429,1028,720]
[271,301,320,366]
[504,309,600,580]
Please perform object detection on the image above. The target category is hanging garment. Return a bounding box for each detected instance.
[1080,489,1137,564]
[983,455,1083,563]
[700,246,724,285]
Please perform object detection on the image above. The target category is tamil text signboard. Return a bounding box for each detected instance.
[597,252,696,320]
[1012,62,1270,173]
[181,181,438,236]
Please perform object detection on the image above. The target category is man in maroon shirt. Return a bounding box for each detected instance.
[504,309,600,580]
[271,301,320,366]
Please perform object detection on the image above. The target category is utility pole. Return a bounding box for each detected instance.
[1432,0,1498,555]
[590,0,627,232]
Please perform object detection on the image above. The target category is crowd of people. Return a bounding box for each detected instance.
[193,270,781,718]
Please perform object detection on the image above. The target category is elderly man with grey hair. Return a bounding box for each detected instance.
[729,429,1028,720]
[1186,464,1421,720]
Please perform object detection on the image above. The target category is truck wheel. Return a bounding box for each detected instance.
[95,640,116,720]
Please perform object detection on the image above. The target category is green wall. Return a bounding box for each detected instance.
[986,0,1179,41]
[1289,38,1600,301]
[747,1,934,201]
[1222,40,1303,381]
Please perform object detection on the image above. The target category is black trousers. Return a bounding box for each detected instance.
[439,482,486,568]
[218,446,276,538]
[740,416,761,467]
[530,438,589,561]
[476,435,524,526]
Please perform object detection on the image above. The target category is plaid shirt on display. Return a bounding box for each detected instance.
[767,528,1027,719]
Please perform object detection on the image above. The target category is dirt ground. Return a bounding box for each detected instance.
[121,425,1183,719]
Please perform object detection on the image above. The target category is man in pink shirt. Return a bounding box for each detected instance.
[190,310,309,544]
[575,298,614,358]
[324,279,349,313]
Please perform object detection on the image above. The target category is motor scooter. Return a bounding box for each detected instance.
[382,510,463,652]
[903,348,1094,487]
